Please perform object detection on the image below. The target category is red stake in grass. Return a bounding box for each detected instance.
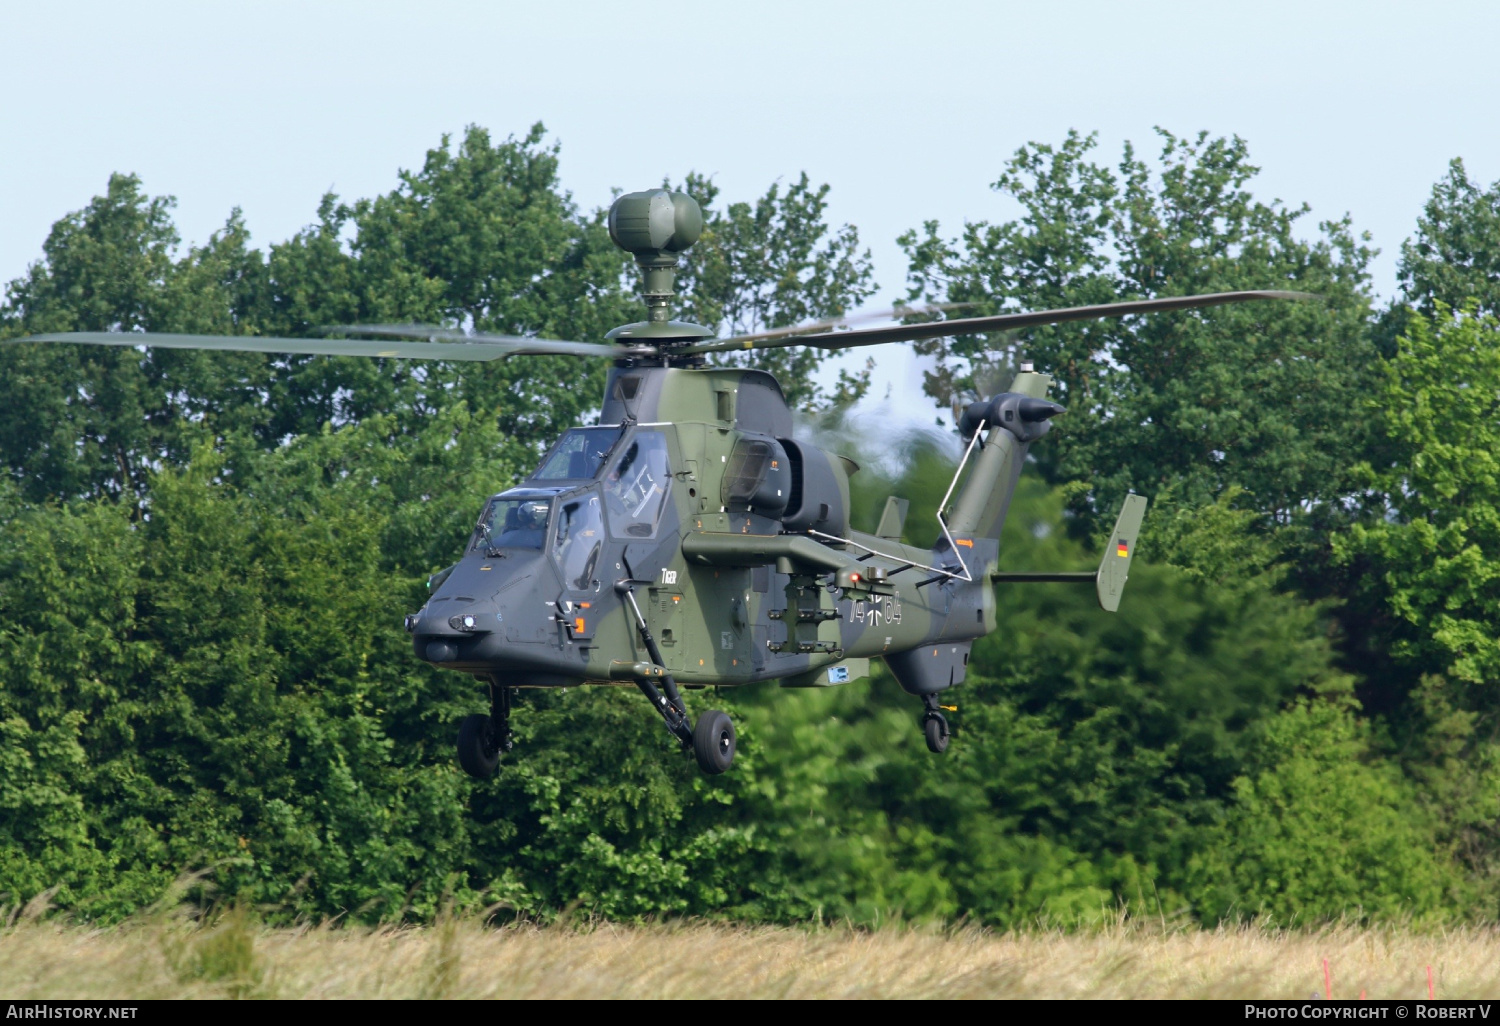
[1428,965,1435,1000]
[1324,958,1332,1000]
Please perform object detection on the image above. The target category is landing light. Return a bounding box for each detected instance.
[449,613,480,632]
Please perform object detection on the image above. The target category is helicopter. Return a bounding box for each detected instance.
[15,188,1308,778]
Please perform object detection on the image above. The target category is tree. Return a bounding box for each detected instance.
[0,128,886,503]
[1185,701,1458,925]
[1399,159,1500,319]
[1330,306,1500,896]
[0,175,274,501]
[1335,306,1500,690]
[674,172,877,409]
[728,472,1395,927]
[900,129,1377,526]
[289,124,638,452]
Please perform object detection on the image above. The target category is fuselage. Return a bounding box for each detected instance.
[407,362,1031,695]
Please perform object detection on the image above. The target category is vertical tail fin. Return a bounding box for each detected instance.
[1096,493,1147,612]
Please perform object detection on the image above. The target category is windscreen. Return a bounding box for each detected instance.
[472,496,552,553]
[532,427,623,481]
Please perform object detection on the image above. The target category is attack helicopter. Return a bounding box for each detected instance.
[16,189,1308,778]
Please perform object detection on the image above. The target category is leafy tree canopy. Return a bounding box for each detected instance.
[900,129,1377,526]
[673,171,877,409]
[1399,159,1500,319]
[0,126,869,503]
[1335,307,1500,690]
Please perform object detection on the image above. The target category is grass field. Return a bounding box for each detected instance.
[3,915,1499,999]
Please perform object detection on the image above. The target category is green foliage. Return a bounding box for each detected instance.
[1329,307,1500,894]
[1399,159,1500,319]
[724,477,1401,926]
[673,172,877,408]
[900,129,1377,524]
[1138,485,1287,592]
[1335,307,1500,686]
[1186,701,1460,924]
[0,175,272,500]
[0,126,870,504]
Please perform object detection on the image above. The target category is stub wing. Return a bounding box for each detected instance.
[990,492,1148,612]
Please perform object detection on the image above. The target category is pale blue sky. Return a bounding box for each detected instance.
[4,0,1498,423]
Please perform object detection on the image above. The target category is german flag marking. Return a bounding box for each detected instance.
[1117,540,1129,558]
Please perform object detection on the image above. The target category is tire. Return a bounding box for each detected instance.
[924,713,950,754]
[692,710,736,775]
[457,713,501,779]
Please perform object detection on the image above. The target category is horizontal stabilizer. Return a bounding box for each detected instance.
[990,493,1148,612]
[990,571,1094,583]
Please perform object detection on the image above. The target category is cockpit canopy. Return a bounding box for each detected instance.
[471,488,562,553]
[530,426,624,482]
[473,426,674,560]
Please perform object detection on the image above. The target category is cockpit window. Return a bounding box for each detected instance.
[472,496,552,553]
[554,492,604,590]
[532,427,624,481]
[605,431,671,539]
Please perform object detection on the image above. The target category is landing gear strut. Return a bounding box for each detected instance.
[457,680,513,780]
[921,694,951,754]
[618,580,736,774]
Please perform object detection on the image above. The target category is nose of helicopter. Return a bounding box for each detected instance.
[408,595,502,664]
[425,638,461,663]
[407,549,551,665]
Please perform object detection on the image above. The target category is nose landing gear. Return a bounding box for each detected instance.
[457,680,513,780]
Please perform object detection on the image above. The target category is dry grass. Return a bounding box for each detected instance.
[4,915,1500,999]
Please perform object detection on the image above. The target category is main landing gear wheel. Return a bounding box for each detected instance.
[923,713,950,755]
[457,713,501,779]
[693,710,736,774]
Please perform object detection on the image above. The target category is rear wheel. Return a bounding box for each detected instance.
[693,710,736,774]
[457,713,501,779]
[923,713,950,754]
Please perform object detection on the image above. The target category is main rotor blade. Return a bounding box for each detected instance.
[679,290,1317,356]
[711,302,973,349]
[11,331,623,362]
[320,324,622,358]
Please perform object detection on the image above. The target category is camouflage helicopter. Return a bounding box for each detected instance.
[17,189,1307,778]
